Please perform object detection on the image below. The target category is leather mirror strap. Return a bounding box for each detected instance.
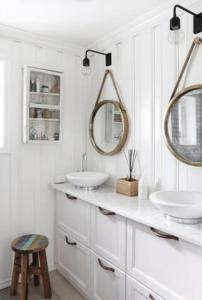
[170,37,202,101]
[95,69,124,108]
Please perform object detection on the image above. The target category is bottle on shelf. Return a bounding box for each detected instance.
[36,79,41,93]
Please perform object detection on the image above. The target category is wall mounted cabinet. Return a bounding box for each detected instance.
[22,66,63,143]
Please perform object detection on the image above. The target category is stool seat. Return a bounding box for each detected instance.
[10,234,52,300]
[12,234,48,254]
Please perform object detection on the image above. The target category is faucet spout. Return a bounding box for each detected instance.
[82,152,87,172]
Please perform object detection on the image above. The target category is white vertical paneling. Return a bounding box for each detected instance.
[133,34,141,179]
[152,25,162,191]
[0,154,11,286]
[138,30,153,188]
[0,37,84,289]
[160,19,179,191]
[86,0,202,194]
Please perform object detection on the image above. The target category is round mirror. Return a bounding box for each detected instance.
[164,85,202,166]
[89,100,128,155]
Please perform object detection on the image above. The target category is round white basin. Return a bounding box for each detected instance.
[150,191,202,224]
[66,171,109,190]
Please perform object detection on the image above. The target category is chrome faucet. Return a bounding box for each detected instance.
[82,152,87,172]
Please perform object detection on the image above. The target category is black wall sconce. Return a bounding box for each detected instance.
[81,49,112,76]
[170,4,202,34]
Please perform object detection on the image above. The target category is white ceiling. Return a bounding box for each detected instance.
[0,0,170,46]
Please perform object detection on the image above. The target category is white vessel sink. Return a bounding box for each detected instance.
[66,171,109,190]
[150,191,202,224]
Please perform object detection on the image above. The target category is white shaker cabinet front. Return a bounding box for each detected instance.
[91,206,126,270]
[126,275,164,300]
[56,228,91,299]
[56,191,91,246]
[127,220,202,300]
[54,189,202,300]
[91,252,125,300]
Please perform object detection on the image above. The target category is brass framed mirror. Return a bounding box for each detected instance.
[164,85,202,166]
[89,69,129,155]
[164,37,202,166]
[89,100,128,155]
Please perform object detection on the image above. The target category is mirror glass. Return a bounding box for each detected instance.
[90,101,128,155]
[165,87,202,165]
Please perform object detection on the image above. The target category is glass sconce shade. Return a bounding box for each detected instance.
[81,66,92,77]
[168,30,185,44]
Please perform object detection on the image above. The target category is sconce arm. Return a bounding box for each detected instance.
[173,5,197,17]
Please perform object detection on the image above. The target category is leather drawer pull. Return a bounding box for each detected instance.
[65,193,77,200]
[149,294,155,300]
[98,207,115,216]
[150,227,179,241]
[65,236,77,246]
[98,258,115,273]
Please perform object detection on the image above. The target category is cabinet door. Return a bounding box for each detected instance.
[56,228,91,299]
[56,191,91,246]
[91,252,125,300]
[126,276,164,300]
[127,220,202,300]
[91,206,126,270]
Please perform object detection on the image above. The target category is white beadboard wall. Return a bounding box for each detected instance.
[86,0,202,191]
[0,34,86,288]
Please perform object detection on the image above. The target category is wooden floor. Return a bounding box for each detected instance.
[0,271,85,300]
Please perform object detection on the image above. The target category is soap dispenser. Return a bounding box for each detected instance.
[138,175,148,200]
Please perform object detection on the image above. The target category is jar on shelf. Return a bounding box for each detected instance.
[41,85,49,93]
[36,108,43,119]
[30,107,36,118]
[43,109,52,119]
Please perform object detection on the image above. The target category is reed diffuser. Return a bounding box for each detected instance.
[116,148,138,197]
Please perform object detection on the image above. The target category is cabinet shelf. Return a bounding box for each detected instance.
[29,103,61,110]
[30,118,60,122]
[30,92,60,97]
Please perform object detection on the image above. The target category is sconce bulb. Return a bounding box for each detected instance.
[81,66,92,77]
[168,29,185,45]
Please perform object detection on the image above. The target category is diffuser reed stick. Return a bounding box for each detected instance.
[124,149,137,181]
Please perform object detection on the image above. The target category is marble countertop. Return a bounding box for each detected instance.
[50,182,202,248]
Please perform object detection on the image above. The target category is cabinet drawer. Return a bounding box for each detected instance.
[91,206,126,270]
[127,221,202,300]
[126,275,164,300]
[56,191,91,246]
[91,252,125,300]
[56,228,91,299]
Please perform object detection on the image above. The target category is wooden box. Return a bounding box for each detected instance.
[116,178,138,197]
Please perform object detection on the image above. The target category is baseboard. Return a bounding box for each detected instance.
[0,279,11,290]
[0,263,56,290]
[49,263,56,272]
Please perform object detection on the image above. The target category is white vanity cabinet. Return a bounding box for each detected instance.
[56,228,91,298]
[91,253,125,300]
[56,191,91,246]
[91,206,126,270]
[127,220,202,300]
[53,185,202,300]
[126,275,164,300]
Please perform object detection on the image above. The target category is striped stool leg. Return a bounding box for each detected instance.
[20,254,29,300]
[39,250,52,298]
[10,252,21,296]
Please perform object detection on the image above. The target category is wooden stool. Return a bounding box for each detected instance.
[10,234,52,300]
